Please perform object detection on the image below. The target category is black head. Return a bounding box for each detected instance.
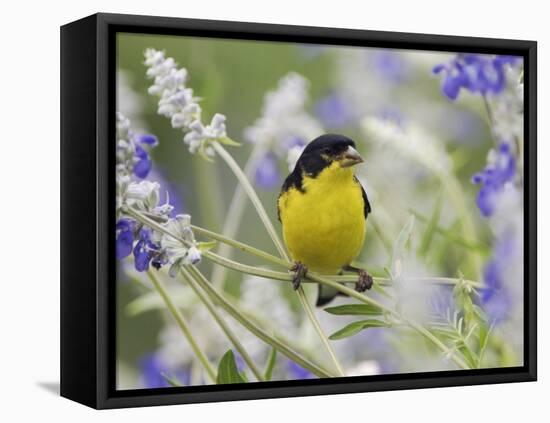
[301,134,357,158]
[281,134,364,193]
[297,134,363,173]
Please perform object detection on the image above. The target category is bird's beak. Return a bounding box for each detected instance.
[340,146,364,168]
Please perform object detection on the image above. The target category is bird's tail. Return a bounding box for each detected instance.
[316,284,348,307]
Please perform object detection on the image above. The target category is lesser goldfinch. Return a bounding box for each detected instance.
[278,134,372,306]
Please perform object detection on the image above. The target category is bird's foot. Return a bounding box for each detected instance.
[343,265,373,292]
[290,261,308,290]
[355,269,373,292]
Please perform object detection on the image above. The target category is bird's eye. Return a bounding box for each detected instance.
[323,147,331,154]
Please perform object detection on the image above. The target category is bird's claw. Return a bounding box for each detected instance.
[355,269,373,292]
[290,261,308,290]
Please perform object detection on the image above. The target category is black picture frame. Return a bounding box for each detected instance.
[60,12,537,409]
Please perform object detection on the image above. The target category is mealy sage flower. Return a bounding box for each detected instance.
[116,112,158,179]
[244,72,323,186]
[144,48,232,158]
[159,214,202,276]
[115,111,201,274]
[184,113,227,157]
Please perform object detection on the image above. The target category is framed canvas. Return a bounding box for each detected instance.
[60,13,537,409]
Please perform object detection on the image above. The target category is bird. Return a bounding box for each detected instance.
[277,134,372,306]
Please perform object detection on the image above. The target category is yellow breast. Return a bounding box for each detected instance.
[278,162,366,274]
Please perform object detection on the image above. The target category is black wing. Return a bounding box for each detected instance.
[277,168,305,222]
[354,176,371,219]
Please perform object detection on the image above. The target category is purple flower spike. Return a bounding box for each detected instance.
[133,228,161,272]
[116,219,135,260]
[287,360,314,380]
[255,153,281,190]
[314,92,352,129]
[138,134,159,146]
[139,353,191,388]
[481,236,517,325]
[472,142,516,217]
[133,157,152,179]
[433,54,519,101]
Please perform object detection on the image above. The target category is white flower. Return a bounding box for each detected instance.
[116,111,131,138]
[244,72,323,156]
[160,214,202,274]
[183,114,227,156]
[125,180,160,211]
[145,49,231,157]
[361,116,452,176]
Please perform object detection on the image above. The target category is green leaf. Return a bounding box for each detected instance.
[409,208,489,254]
[216,350,246,384]
[329,320,390,340]
[198,240,217,251]
[458,344,479,369]
[419,192,443,257]
[477,325,491,367]
[324,304,382,316]
[391,216,415,279]
[218,136,241,147]
[198,141,215,162]
[263,348,277,381]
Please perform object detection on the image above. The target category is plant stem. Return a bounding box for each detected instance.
[185,265,335,378]
[127,206,483,290]
[212,141,346,377]
[210,143,267,288]
[191,224,289,267]
[305,273,470,369]
[212,142,288,259]
[296,287,345,376]
[128,206,473,369]
[179,267,265,381]
[146,270,217,382]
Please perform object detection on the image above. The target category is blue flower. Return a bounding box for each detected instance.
[472,143,516,217]
[481,236,516,325]
[433,54,518,101]
[140,353,191,388]
[287,360,314,380]
[133,134,158,179]
[370,50,408,83]
[314,92,352,129]
[283,136,306,151]
[116,219,135,259]
[255,153,280,190]
[133,227,162,272]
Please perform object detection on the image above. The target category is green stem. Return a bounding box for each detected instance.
[193,156,223,233]
[185,265,335,378]
[179,268,265,381]
[210,143,267,288]
[212,142,288,259]
[146,270,217,382]
[191,224,289,267]
[212,141,345,376]
[127,206,472,369]
[296,286,345,376]
[126,206,482,289]
[305,273,469,370]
